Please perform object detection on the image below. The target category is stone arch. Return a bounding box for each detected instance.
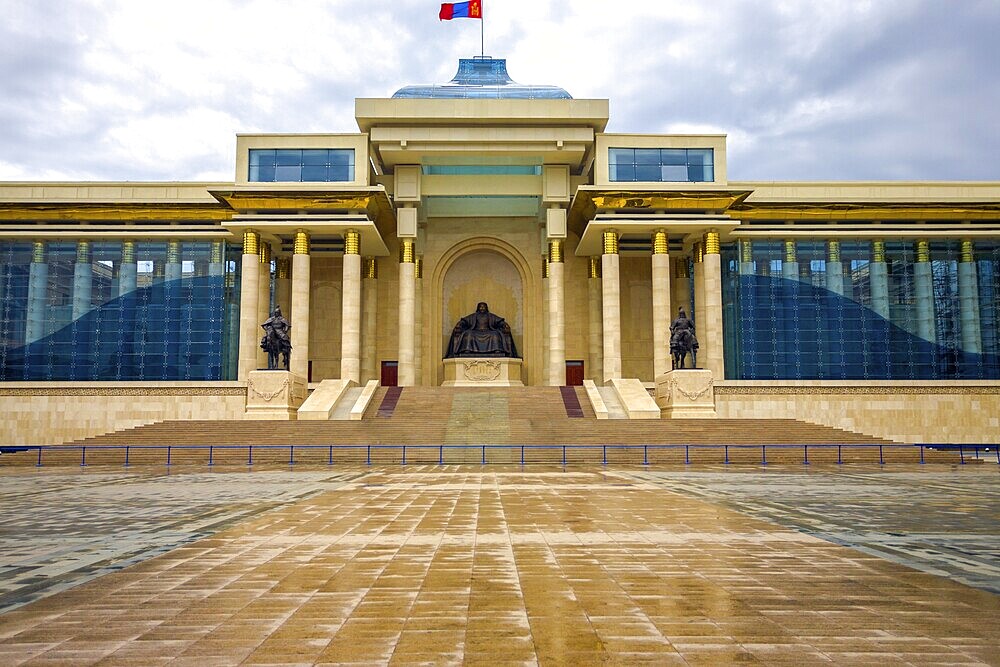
[429,237,538,385]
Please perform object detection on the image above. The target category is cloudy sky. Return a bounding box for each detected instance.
[1,0,998,182]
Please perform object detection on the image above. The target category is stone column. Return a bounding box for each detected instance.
[415,255,424,385]
[601,230,622,383]
[782,240,799,282]
[651,230,672,379]
[72,240,93,321]
[290,230,311,380]
[397,239,416,386]
[25,241,48,345]
[547,239,565,385]
[361,257,378,383]
[275,257,291,315]
[256,241,272,369]
[587,257,603,382]
[341,230,362,384]
[702,231,725,378]
[826,240,845,296]
[118,241,138,298]
[913,239,936,344]
[237,231,261,380]
[541,254,549,385]
[869,239,890,320]
[692,239,705,352]
[165,240,182,283]
[958,239,982,353]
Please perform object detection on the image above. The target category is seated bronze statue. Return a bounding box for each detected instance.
[446,302,519,358]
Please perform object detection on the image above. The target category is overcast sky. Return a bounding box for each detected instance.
[1,0,998,183]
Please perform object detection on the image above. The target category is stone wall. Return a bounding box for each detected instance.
[715,380,1000,444]
[0,382,247,445]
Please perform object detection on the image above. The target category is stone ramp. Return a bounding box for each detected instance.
[2,385,958,467]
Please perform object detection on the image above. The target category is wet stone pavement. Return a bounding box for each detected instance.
[0,464,997,665]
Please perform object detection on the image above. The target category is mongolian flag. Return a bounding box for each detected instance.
[439,0,482,20]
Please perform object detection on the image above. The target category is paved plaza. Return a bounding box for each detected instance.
[0,464,997,665]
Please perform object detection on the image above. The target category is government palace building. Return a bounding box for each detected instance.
[2,57,998,448]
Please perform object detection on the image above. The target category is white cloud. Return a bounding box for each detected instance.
[0,0,997,181]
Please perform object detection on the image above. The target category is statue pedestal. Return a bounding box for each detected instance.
[655,369,717,418]
[442,358,523,387]
[245,370,307,420]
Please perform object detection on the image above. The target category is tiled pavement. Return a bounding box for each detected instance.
[0,465,996,665]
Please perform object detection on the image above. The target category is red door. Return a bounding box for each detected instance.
[380,361,398,387]
[565,360,584,386]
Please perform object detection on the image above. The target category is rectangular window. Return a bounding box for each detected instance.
[608,147,714,183]
[249,149,355,182]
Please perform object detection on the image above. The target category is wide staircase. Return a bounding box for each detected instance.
[5,386,957,467]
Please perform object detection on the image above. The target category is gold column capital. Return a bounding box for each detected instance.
[602,230,619,255]
[210,240,223,263]
[258,241,271,265]
[242,230,259,256]
[588,256,601,279]
[872,239,886,263]
[960,239,974,263]
[915,239,930,263]
[416,255,424,279]
[693,241,704,264]
[399,238,414,263]
[344,229,361,255]
[674,258,690,278]
[166,240,181,264]
[293,229,310,255]
[121,240,136,264]
[276,257,291,279]
[542,254,549,279]
[784,239,796,264]
[704,230,720,255]
[827,239,841,263]
[32,240,47,263]
[76,240,92,263]
[364,257,378,279]
[548,239,564,263]
[652,230,668,255]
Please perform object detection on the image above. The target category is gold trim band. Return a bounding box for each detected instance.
[548,239,564,263]
[76,240,91,263]
[588,256,601,279]
[827,240,841,263]
[693,241,704,264]
[915,239,930,263]
[364,257,378,279]
[121,240,135,264]
[872,239,886,263]
[961,239,974,263]
[784,239,796,264]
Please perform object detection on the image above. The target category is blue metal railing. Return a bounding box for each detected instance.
[1,443,995,468]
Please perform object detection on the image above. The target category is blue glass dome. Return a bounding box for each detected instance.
[392,57,571,99]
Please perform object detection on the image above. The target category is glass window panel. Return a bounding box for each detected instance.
[301,165,328,181]
[634,149,660,165]
[660,165,688,181]
[275,149,301,166]
[608,148,633,166]
[328,149,354,167]
[248,149,274,167]
[301,149,328,165]
[660,149,687,165]
[251,165,275,182]
[274,165,301,181]
[635,165,660,181]
[688,148,714,165]
[328,165,352,182]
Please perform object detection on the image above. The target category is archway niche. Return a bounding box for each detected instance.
[441,250,524,360]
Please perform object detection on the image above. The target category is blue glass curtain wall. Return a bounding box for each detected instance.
[0,240,240,381]
[722,239,1000,380]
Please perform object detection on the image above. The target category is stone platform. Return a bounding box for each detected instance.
[442,356,523,386]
